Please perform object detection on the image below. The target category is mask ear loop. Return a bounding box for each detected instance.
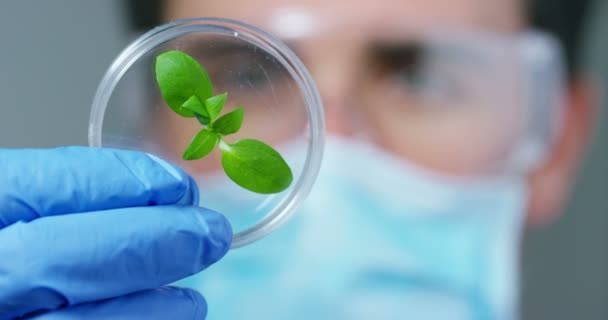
[504,31,567,174]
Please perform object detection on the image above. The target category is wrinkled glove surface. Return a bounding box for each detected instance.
[0,147,232,319]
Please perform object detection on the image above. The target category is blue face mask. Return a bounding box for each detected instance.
[180,136,528,320]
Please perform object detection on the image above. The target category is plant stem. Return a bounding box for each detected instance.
[218,138,232,152]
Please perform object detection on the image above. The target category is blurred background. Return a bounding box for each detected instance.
[0,1,605,318]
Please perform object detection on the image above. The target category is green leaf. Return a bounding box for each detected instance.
[205,92,227,121]
[182,95,211,125]
[155,51,213,117]
[211,107,244,135]
[195,114,211,126]
[220,139,293,194]
[182,95,208,117]
[182,129,219,160]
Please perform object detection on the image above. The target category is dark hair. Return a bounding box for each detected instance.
[527,0,593,75]
[125,0,593,76]
[124,0,163,32]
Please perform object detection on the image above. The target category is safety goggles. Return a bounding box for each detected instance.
[102,23,566,178]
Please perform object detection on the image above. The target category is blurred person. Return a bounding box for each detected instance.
[0,1,596,320]
[157,0,596,319]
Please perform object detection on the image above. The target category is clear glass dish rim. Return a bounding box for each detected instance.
[88,17,325,249]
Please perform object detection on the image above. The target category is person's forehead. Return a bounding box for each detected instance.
[167,0,525,34]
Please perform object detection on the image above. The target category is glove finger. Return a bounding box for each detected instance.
[0,147,199,228]
[25,287,207,320]
[0,206,231,319]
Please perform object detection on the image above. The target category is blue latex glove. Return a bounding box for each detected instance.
[0,147,232,319]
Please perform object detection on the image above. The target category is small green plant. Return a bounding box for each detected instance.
[155,50,293,194]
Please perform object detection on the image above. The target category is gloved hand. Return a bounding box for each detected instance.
[0,147,232,319]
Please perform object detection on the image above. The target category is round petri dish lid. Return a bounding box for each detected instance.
[89,18,325,248]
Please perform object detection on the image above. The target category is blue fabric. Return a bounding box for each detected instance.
[0,147,232,319]
[182,137,526,320]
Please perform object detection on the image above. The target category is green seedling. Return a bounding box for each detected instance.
[155,50,293,194]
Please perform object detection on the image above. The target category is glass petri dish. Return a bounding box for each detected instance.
[89,17,325,249]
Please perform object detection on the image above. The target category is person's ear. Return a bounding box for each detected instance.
[526,77,598,226]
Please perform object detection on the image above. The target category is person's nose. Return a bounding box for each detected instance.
[309,53,360,137]
[320,78,354,136]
